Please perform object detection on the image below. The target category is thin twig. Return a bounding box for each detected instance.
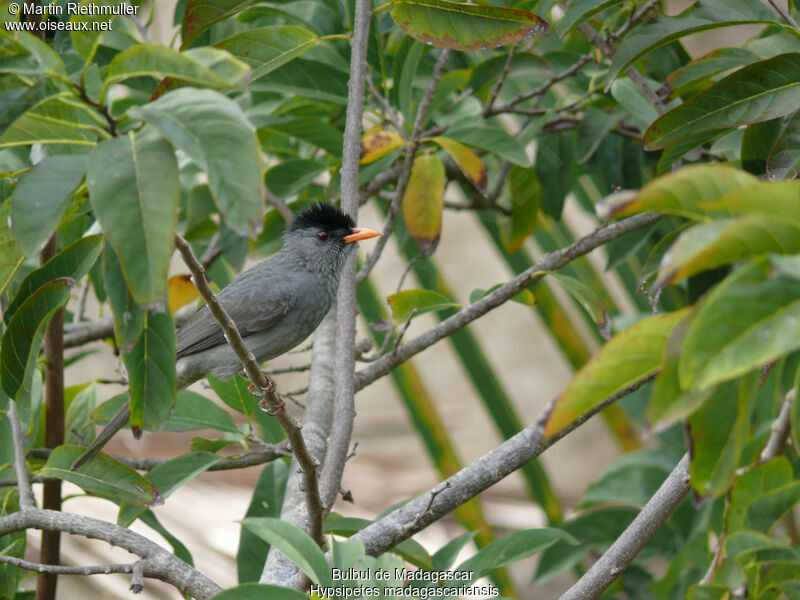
[767,0,800,30]
[354,212,662,391]
[174,234,325,546]
[356,50,451,285]
[265,189,293,222]
[8,401,34,510]
[0,554,136,576]
[559,454,691,600]
[759,388,795,464]
[486,53,593,117]
[484,45,517,115]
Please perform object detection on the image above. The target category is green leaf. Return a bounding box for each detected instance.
[768,109,800,180]
[87,129,179,306]
[688,374,757,497]
[741,118,783,175]
[575,107,624,164]
[0,200,24,298]
[680,258,800,390]
[432,532,477,572]
[0,278,73,400]
[445,126,530,166]
[208,374,257,418]
[558,0,625,35]
[10,155,86,256]
[608,0,783,84]
[610,77,659,132]
[728,457,793,531]
[215,26,318,82]
[4,234,102,325]
[536,129,576,218]
[596,164,758,220]
[241,517,332,586]
[65,383,98,447]
[390,0,548,50]
[102,44,249,102]
[237,460,289,582]
[644,54,800,150]
[579,448,678,509]
[550,273,610,340]
[0,93,99,148]
[256,117,342,157]
[265,159,326,198]
[139,509,194,566]
[68,0,127,61]
[667,47,760,98]
[500,165,539,254]
[430,136,486,190]
[124,311,177,432]
[40,444,162,506]
[182,0,260,49]
[545,309,689,439]
[402,154,444,255]
[387,289,460,323]
[210,584,306,600]
[118,451,220,526]
[657,216,800,286]
[102,242,145,352]
[162,390,240,433]
[455,528,571,583]
[254,58,348,104]
[746,481,800,533]
[0,31,66,77]
[130,89,263,237]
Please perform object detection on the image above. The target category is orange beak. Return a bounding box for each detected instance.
[343,227,381,244]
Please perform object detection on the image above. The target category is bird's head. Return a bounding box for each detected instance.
[283,202,380,273]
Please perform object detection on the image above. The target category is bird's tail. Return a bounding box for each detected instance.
[70,402,132,470]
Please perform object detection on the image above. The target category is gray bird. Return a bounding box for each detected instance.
[72,202,379,469]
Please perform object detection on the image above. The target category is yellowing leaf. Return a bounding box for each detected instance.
[388,289,460,323]
[360,127,405,164]
[431,136,486,190]
[403,154,445,255]
[168,274,199,314]
[544,309,689,440]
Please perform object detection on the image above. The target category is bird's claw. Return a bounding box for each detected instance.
[249,373,285,415]
[258,393,286,416]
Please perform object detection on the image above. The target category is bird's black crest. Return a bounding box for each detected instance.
[290,202,355,234]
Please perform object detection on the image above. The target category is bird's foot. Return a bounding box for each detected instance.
[249,373,285,415]
[258,393,286,416]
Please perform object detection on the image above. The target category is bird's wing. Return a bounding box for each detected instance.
[176,263,295,358]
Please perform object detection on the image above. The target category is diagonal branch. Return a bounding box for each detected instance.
[351,374,655,555]
[174,234,325,546]
[354,212,661,391]
[8,401,34,510]
[559,454,690,600]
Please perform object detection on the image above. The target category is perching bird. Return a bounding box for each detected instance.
[72,202,379,469]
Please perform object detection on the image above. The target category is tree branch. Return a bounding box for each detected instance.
[0,554,136,577]
[318,0,373,512]
[0,509,221,599]
[8,401,34,510]
[559,454,690,600]
[262,311,337,587]
[173,234,325,546]
[350,375,655,555]
[354,212,661,391]
[356,49,451,285]
[759,388,794,463]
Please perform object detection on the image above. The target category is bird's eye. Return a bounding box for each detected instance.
[316,231,329,241]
